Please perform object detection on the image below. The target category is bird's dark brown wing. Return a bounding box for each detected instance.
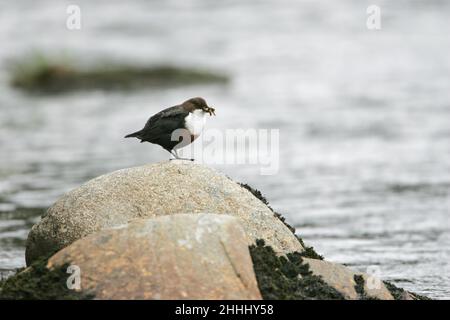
[138,105,189,143]
[144,105,188,128]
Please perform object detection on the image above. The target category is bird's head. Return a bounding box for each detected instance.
[184,97,216,116]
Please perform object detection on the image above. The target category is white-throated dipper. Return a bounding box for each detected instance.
[125,97,215,160]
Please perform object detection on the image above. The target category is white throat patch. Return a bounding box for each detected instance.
[184,109,207,136]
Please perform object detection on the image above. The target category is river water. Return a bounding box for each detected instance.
[0,0,449,299]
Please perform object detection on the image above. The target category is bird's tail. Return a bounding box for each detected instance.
[124,130,142,139]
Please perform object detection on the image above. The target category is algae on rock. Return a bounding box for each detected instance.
[0,255,91,300]
[239,183,324,260]
[249,239,344,300]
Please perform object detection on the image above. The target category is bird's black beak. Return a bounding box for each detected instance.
[208,107,216,116]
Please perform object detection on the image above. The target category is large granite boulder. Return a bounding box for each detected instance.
[26,161,303,265]
[46,214,262,300]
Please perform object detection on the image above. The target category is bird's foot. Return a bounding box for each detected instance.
[170,158,194,162]
[169,150,194,161]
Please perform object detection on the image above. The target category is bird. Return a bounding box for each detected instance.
[124,97,215,161]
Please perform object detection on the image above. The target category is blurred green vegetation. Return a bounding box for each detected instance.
[9,52,229,94]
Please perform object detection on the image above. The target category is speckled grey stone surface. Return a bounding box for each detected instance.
[26,161,303,265]
[47,214,262,300]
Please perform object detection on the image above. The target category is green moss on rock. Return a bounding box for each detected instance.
[383,281,431,300]
[0,255,92,300]
[240,183,324,260]
[294,236,324,260]
[249,239,344,300]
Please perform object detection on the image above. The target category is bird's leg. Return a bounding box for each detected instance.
[169,149,194,161]
[169,150,178,160]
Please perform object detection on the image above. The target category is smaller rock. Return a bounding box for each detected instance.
[303,258,394,300]
[400,291,415,300]
[47,214,262,300]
